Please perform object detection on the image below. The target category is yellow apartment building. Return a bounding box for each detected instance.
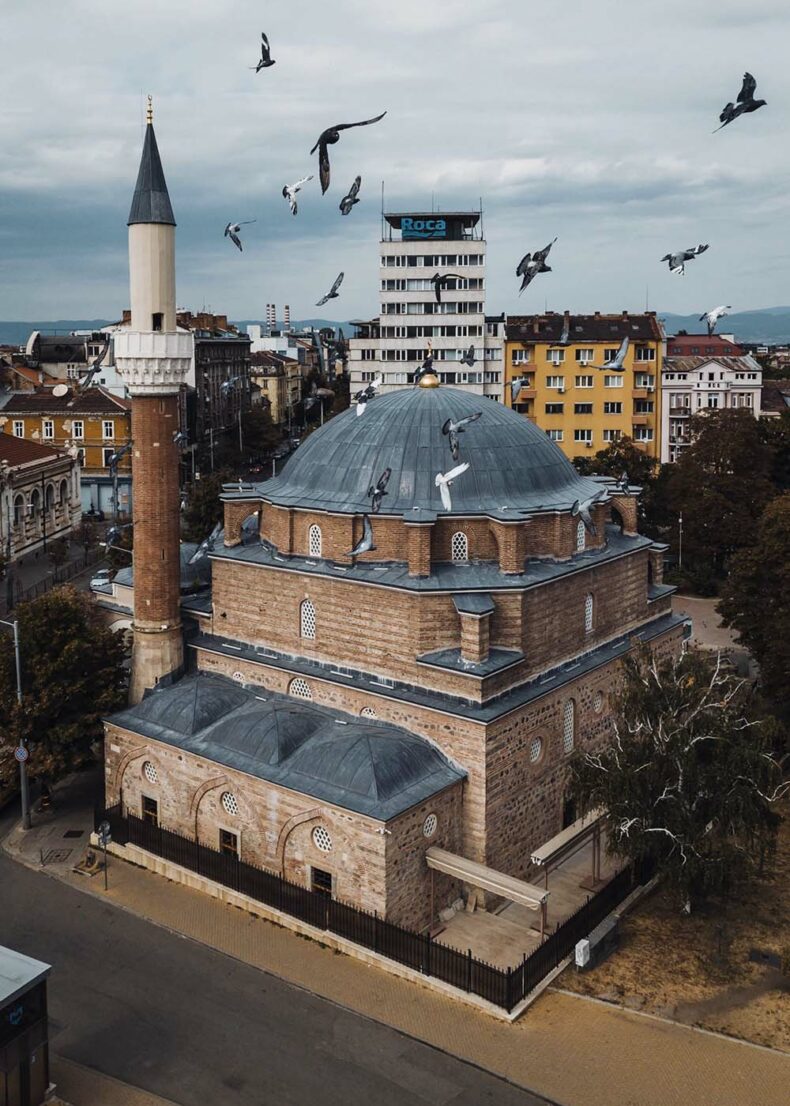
[504,312,664,461]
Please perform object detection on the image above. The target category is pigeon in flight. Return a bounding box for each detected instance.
[571,492,605,537]
[310,112,387,194]
[661,244,709,276]
[430,272,463,304]
[368,468,391,512]
[596,336,629,371]
[172,430,188,447]
[460,345,476,368]
[510,378,526,405]
[282,175,313,216]
[442,412,481,462]
[517,238,557,294]
[316,272,344,306]
[224,220,256,252]
[339,176,362,216]
[699,305,731,335]
[189,522,223,565]
[715,73,766,132]
[347,514,376,558]
[616,471,630,495]
[435,463,470,512]
[413,355,434,385]
[354,375,382,416]
[250,32,275,72]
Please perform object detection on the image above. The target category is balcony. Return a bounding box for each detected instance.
[514,388,536,401]
[631,414,650,426]
[669,406,690,416]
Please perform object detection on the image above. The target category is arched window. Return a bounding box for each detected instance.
[29,488,40,519]
[576,519,586,552]
[584,593,594,633]
[451,531,468,562]
[562,699,576,754]
[59,479,68,505]
[289,677,313,701]
[13,495,24,528]
[299,599,316,640]
[45,483,55,512]
[308,524,322,558]
[360,706,378,719]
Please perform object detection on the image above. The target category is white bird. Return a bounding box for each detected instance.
[347,514,376,558]
[189,522,223,565]
[435,462,470,512]
[442,412,481,462]
[699,305,731,336]
[571,492,605,536]
[597,336,629,371]
[661,244,709,276]
[224,220,256,252]
[354,375,382,416]
[282,175,313,216]
[510,378,525,405]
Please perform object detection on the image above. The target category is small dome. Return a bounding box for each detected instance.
[203,702,326,765]
[260,386,601,516]
[133,674,249,735]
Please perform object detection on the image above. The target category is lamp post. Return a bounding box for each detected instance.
[678,512,683,570]
[0,616,29,830]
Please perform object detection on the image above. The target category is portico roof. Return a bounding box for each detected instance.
[425,847,548,910]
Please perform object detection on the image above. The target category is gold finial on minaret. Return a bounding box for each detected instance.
[146,95,153,125]
[418,371,440,388]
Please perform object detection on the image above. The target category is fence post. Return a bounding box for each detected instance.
[373,912,378,953]
[466,948,472,992]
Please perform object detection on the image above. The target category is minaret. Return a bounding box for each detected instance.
[114,98,192,703]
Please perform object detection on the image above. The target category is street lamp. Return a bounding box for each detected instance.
[220,377,244,454]
[0,616,29,830]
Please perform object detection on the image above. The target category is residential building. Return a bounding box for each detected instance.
[504,312,664,460]
[250,350,302,426]
[0,945,51,1106]
[661,349,762,462]
[0,387,132,515]
[760,378,790,419]
[665,333,743,357]
[348,210,504,400]
[0,433,82,563]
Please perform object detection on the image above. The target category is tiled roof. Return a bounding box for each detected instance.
[663,355,760,373]
[760,379,790,414]
[506,312,663,343]
[0,434,65,467]
[3,386,130,414]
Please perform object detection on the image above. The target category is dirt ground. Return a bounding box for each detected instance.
[560,803,790,1052]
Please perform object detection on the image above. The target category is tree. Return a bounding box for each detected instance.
[0,587,129,784]
[664,409,775,590]
[240,405,281,458]
[48,537,70,571]
[76,517,99,553]
[573,436,662,533]
[181,471,228,543]
[719,494,790,710]
[759,410,790,493]
[570,647,787,909]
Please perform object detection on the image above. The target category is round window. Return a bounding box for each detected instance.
[142,760,158,784]
[423,813,438,838]
[529,736,543,764]
[289,677,313,701]
[221,791,239,816]
[232,671,244,683]
[360,706,377,719]
[593,691,604,714]
[312,825,332,852]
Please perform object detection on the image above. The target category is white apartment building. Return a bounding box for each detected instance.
[661,353,762,463]
[348,211,503,400]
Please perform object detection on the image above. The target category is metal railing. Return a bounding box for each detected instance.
[0,547,104,616]
[99,806,652,1011]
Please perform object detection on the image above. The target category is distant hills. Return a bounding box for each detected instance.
[4,309,790,347]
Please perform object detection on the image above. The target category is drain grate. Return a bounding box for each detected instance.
[42,848,73,864]
[63,829,84,839]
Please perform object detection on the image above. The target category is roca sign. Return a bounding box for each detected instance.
[401,217,447,240]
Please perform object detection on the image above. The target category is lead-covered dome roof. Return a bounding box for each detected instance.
[259,386,602,516]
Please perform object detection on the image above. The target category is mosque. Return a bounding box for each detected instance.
[102,110,686,933]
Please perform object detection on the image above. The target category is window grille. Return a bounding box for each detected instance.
[360,707,378,719]
[308,524,322,558]
[529,737,543,763]
[142,760,158,784]
[300,599,316,639]
[312,825,332,852]
[576,520,586,551]
[422,814,438,838]
[289,677,313,700]
[451,531,468,562]
[593,691,604,713]
[562,701,575,754]
[585,594,594,633]
[221,792,239,816]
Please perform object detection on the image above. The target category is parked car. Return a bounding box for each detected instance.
[90,568,113,590]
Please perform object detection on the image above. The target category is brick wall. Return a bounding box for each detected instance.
[223,500,260,546]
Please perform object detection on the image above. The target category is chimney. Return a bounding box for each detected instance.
[284,304,291,330]
[622,311,629,319]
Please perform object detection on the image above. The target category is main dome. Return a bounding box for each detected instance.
[261,386,603,516]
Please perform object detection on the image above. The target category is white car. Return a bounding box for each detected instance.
[90,568,113,589]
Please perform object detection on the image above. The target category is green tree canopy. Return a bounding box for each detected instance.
[0,587,129,783]
[570,647,787,908]
[719,493,790,710]
[573,436,663,533]
[181,471,229,543]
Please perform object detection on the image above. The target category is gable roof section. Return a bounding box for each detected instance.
[3,386,130,415]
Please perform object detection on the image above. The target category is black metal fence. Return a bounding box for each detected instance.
[98,805,650,1012]
[0,547,104,616]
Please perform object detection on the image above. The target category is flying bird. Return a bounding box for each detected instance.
[715,73,766,132]
[309,112,387,194]
[516,238,557,294]
[699,305,731,335]
[435,462,470,512]
[189,522,223,565]
[616,471,630,495]
[368,468,391,512]
[250,32,275,72]
[347,514,376,558]
[597,336,629,370]
[339,175,362,216]
[172,430,188,447]
[510,378,525,405]
[460,345,476,368]
[413,355,434,385]
[354,374,382,416]
[224,220,256,252]
[282,175,313,216]
[661,244,709,276]
[430,272,463,304]
[316,272,344,306]
[442,412,482,462]
[571,492,605,537]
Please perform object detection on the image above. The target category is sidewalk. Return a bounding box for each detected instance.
[51,1057,180,1106]
[6,776,790,1106]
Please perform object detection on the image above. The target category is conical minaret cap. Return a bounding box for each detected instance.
[127,104,176,227]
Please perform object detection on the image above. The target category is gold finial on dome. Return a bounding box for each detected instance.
[146,95,153,125]
[418,370,440,388]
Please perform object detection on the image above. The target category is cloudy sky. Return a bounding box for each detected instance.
[1,0,788,322]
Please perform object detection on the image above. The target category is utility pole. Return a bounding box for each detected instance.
[1,617,29,830]
[678,512,683,569]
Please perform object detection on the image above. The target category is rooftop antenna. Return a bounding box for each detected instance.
[479,195,484,240]
[380,179,384,241]
[146,94,153,125]
[645,284,650,311]
[431,191,435,213]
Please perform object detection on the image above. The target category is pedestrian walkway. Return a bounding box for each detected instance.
[51,1057,181,1106]
[5,775,790,1106]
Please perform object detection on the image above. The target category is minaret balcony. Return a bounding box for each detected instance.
[114,331,193,395]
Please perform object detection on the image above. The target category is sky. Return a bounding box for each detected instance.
[1,0,789,322]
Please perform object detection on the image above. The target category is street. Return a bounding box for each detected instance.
[0,834,548,1106]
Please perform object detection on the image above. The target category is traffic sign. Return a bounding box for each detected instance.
[14,746,28,764]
